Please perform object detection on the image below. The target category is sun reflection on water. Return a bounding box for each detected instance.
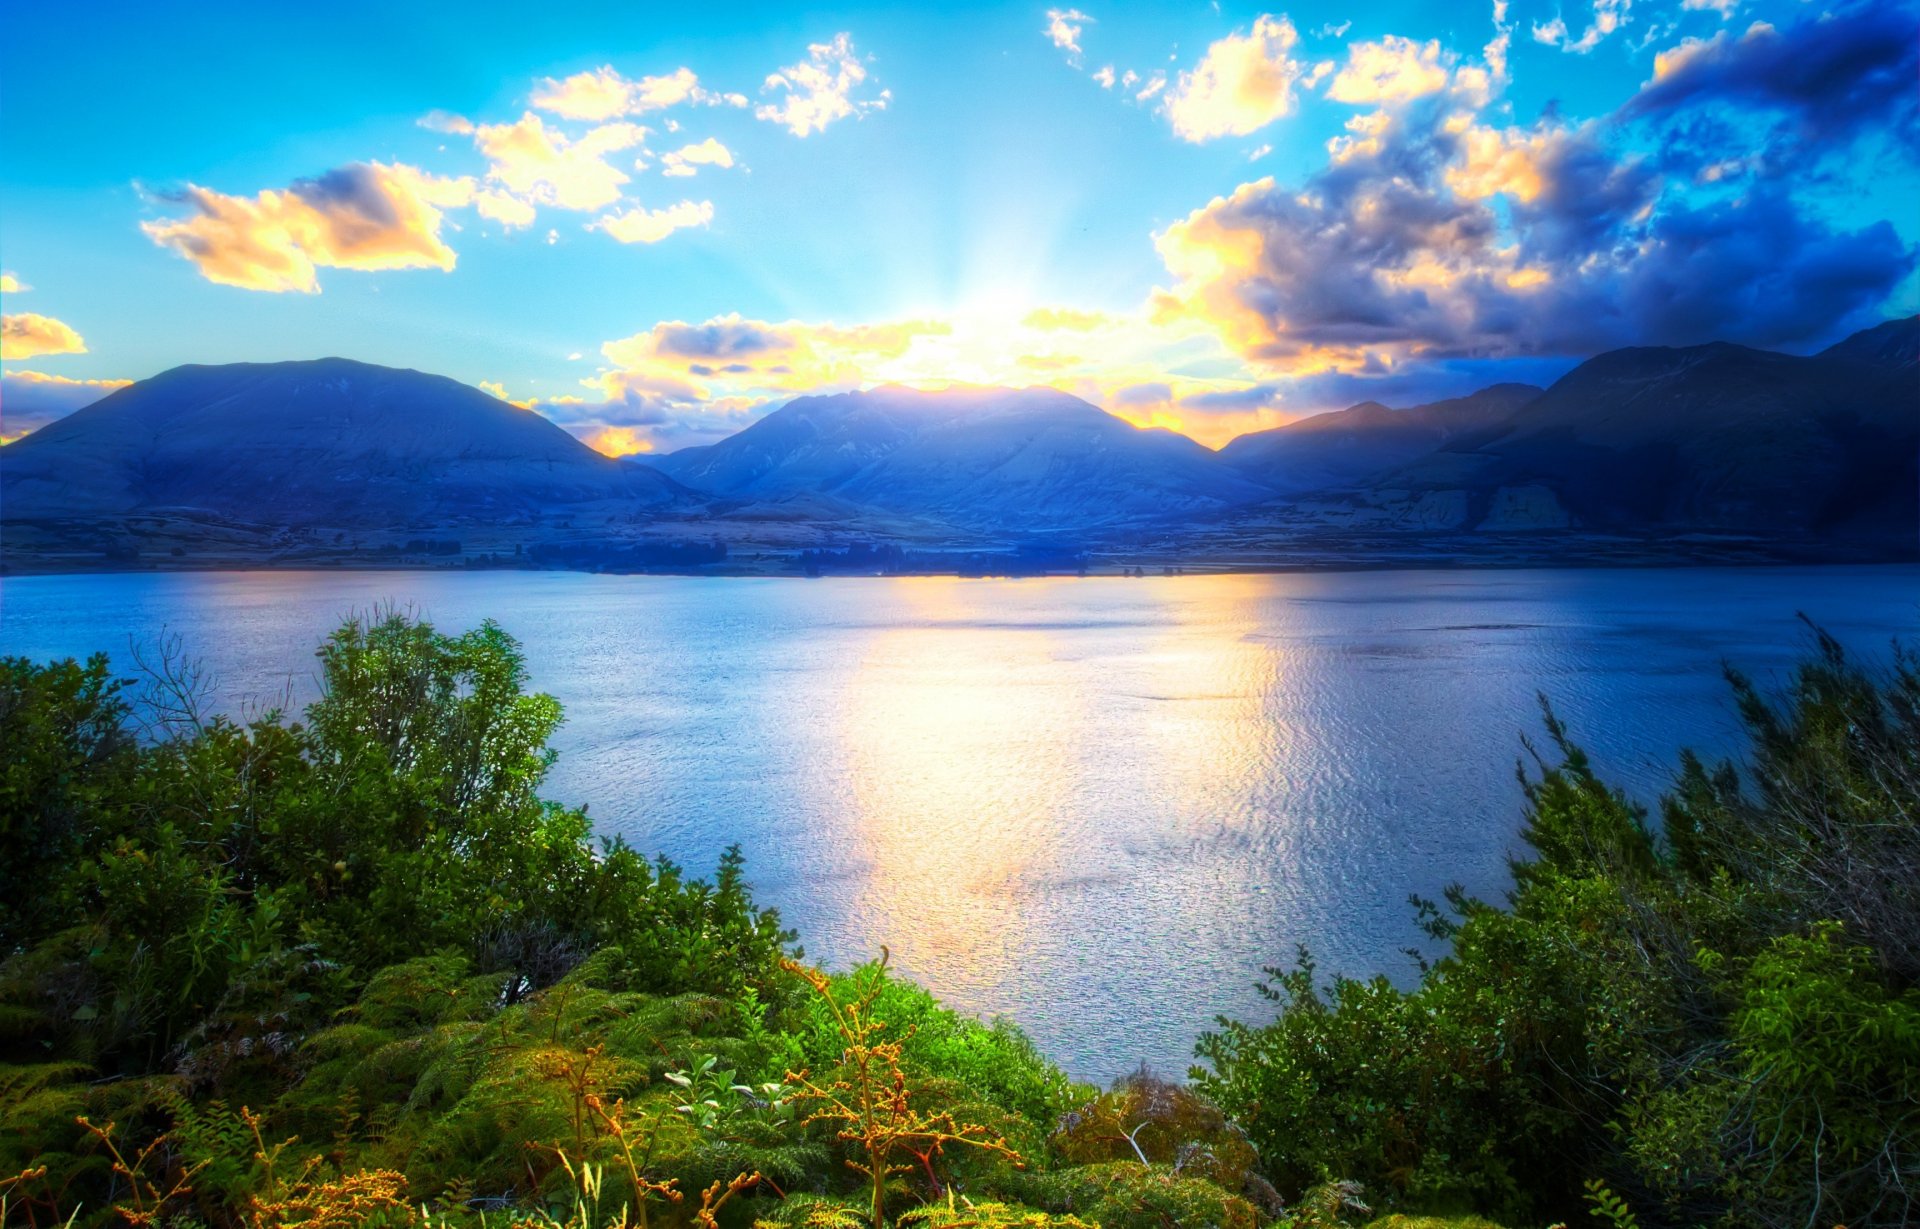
[838,580,1090,1000]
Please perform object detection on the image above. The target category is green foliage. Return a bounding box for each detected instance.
[0,611,1250,1229]
[1199,628,1920,1227]
[894,1197,1096,1228]
[0,652,135,951]
[1006,1160,1263,1229]
[1582,1180,1640,1229]
[788,963,1086,1130]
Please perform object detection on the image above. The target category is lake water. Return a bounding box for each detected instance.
[2,565,1915,1080]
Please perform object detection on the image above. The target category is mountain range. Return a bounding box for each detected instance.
[2,319,1914,571]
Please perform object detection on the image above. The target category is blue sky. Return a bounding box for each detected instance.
[3,0,1914,450]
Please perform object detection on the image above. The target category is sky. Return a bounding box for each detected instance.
[2,0,1915,452]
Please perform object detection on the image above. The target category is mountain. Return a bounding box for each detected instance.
[1219,384,1542,495]
[647,385,1274,529]
[1,358,688,524]
[1818,315,1920,368]
[1321,317,1918,539]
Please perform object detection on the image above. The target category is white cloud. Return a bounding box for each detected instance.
[756,34,888,137]
[1326,36,1452,104]
[1165,15,1305,142]
[467,113,647,213]
[1045,8,1094,66]
[590,199,715,244]
[661,138,736,177]
[1092,65,1116,89]
[530,65,744,121]
[1536,0,1632,53]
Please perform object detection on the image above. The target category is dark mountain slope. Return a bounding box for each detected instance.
[1,358,688,525]
[1368,317,1918,539]
[1220,384,1542,495]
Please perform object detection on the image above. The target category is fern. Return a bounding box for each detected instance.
[1582,1179,1640,1229]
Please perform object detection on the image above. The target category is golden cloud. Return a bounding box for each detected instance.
[601,313,952,398]
[0,273,24,294]
[1446,123,1558,202]
[579,425,655,457]
[0,370,131,441]
[141,162,470,293]
[1021,306,1114,331]
[1,313,88,359]
[1165,15,1304,143]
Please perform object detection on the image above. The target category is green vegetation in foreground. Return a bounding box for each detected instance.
[0,613,1914,1229]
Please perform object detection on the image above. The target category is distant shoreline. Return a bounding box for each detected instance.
[5,545,1914,582]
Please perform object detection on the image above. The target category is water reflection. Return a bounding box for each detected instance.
[841,580,1080,1002]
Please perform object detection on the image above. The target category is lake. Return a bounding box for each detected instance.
[2,565,1914,1080]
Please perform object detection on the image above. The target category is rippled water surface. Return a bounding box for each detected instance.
[3,566,1914,1078]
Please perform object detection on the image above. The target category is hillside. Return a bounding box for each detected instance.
[0,357,689,526]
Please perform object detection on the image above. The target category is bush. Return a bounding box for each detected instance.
[1198,629,1920,1227]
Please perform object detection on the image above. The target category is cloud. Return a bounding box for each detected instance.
[466,113,647,213]
[2,313,88,359]
[1045,9,1094,65]
[1533,0,1632,53]
[530,377,766,456]
[1022,307,1114,331]
[1326,36,1452,105]
[141,162,470,293]
[476,379,536,408]
[590,199,715,244]
[1150,94,1912,371]
[0,370,129,441]
[661,138,736,177]
[578,426,656,456]
[1165,15,1305,143]
[602,313,950,394]
[530,65,741,121]
[0,273,25,294]
[757,34,888,137]
[1625,4,1919,157]
[1092,65,1116,89]
[476,188,538,228]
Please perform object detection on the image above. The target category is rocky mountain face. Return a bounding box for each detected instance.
[648,385,1274,529]
[1,358,688,525]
